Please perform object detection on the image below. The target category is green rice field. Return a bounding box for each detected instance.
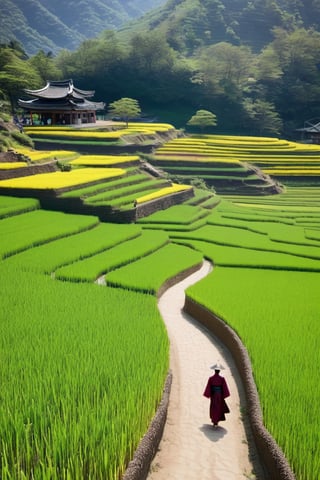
[0,263,169,480]
[186,267,320,480]
[1,130,320,480]
[134,173,320,480]
[0,200,201,479]
[0,195,39,218]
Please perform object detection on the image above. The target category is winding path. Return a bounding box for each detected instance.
[147,261,264,480]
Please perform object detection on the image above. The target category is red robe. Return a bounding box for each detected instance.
[203,372,230,424]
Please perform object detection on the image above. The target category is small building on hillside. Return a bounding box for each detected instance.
[295,118,320,143]
[18,79,105,126]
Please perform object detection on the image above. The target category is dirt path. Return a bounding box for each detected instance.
[147,261,261,480]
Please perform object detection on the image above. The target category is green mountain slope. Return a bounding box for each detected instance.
[0,0,166,55]
[119,0,320,54]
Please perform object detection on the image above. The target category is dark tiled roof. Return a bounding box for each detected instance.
[296,119,320,133]
[18,98,105,111]
[23,79,95,100]
[18,79,105,111]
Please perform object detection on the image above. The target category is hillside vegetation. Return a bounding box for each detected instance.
[0,0,166,54]
[120,0,320,54]
[1,119,320,479]
[2,2,320,135]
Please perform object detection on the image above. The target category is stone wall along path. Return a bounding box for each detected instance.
[148,260,265,480]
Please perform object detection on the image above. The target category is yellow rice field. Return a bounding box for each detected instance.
[0,162,28,169]
[14,148,77,162]
[0,168,125,189]
[136,183,192,204]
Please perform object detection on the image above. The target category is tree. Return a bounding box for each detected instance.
[198,42,255,101]
[187,109,217,131]
[128,32,176,75]
[242,99,282,136]
[28,50,62,84]
[0,45,41,114]
[108,98,141,127]
[265,28,320,125]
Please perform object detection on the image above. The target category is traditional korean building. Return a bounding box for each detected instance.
[18,79,105,126]
[295,118,320,143]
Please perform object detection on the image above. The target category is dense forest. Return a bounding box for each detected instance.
[120,0,320,54]
[1,0,320,136]
[0,0,166,54]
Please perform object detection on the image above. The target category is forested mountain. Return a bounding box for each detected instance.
[2,0,320,56]
[120,0,320,54]
[2,0,320,136]
[0,0,166,55]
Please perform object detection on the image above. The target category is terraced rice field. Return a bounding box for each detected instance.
[24,122,175,145]
[149,134,320,193]
[1,129,319,479]
[14,148,78,163]
[0,160,191,213]
[0,195,39,218]
[137,183,320,480]
[69,154,141,167]
[0,168,126,191]
[0,199,203,480]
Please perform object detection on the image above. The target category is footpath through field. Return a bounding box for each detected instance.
[148,260,265,480]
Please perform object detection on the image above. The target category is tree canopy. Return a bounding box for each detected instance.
[0,45,42,113]
[187,109,217,131]
[108,98,141,127]
[2,15,320,135]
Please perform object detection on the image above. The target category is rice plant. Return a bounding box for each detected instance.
[186,267,320,480]
[0,264,169,480]
[0,210,99,259]
[0,168,126,190]
[106,243,203,294]
[0,196,39,219]
[4,223,141,273]
[55,230,169,282]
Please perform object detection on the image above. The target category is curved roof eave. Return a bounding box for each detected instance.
[69,99,105,110]
[23,79,95,100]
[18,98,105,112]
[73,87,95,97]
[24,81,51,96]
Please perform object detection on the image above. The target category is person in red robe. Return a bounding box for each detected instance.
[203,363,230,426]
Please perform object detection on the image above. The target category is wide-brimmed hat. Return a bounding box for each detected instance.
[211,362,225,371]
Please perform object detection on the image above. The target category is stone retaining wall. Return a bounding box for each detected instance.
[122,373,172,480]
[0,186,194,223]
[183,297,296,480]
[33,141,156,155]
[0,161,58,180]
[135,188,194,219]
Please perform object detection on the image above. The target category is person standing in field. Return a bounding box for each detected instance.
[203,363,230,427]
